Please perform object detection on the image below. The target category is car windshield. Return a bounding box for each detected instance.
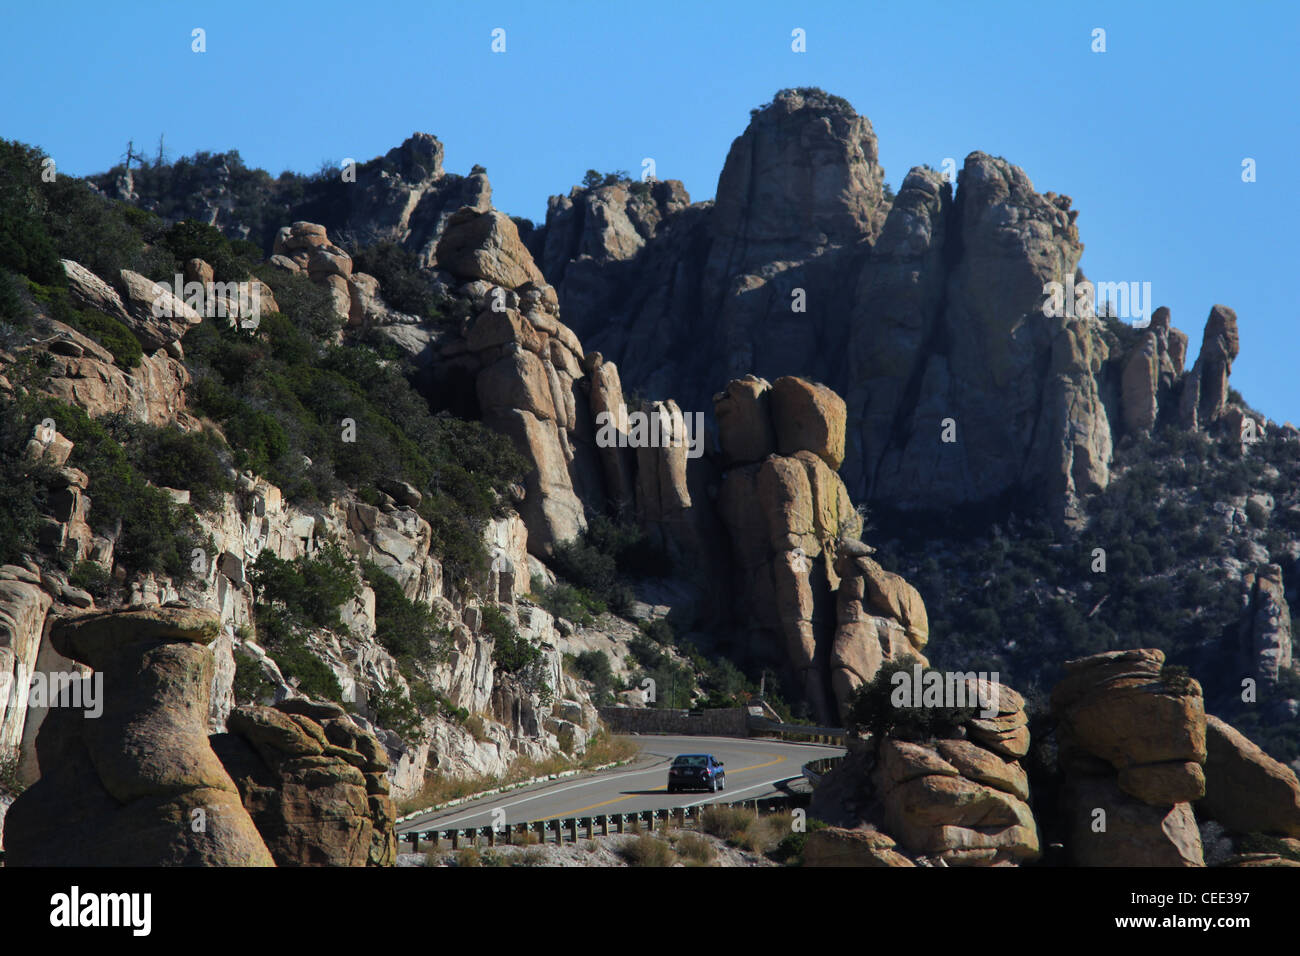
[673,756,708,767]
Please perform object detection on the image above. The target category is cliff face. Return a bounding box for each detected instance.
[524,89,1246,532]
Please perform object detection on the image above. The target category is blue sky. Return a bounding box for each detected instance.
[3,0,1297,423]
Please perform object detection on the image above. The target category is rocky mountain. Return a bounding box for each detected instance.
[0,85,1296,867]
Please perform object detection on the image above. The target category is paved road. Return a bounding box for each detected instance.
[397,735,845,834]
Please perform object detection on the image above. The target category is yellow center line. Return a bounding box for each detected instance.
[541,755,786,820]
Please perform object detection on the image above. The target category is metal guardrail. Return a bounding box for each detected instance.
[399,797,798,853]
[746,716,846,745]
[800,755,845,787]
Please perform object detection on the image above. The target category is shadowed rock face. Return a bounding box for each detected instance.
[1043,648,1300,866]
[4,606,275,866]
[1051,649,1208,865]
[1200,714,1300,838]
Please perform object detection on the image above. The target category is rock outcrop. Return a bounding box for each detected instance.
[809,677,1038,866]
[271,221,394,326]
[115,268,205,351]
[1179,305,1240,430]
[0,571,54,755]
[1199,715,1300,838]
[1053,649,1208,802]
[315,132,493,268]
[1239,564,1293,685]
[212,699,396,866]
[1120,306,1188,436]
[526,89,1249,528]
[5,607,276,866]
[1051,649,1207,866]
[802,825,914,867]
[829,543,929,722]
[436,208,545,291]
[874,734,1039,865]
[714,375,863,723]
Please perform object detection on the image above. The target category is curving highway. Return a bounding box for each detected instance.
[397,735,846,834]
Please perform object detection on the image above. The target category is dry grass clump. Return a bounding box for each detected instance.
[618,833,676,867]
[673,832,717,866]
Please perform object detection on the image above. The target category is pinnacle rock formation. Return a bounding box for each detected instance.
[525,89,1250,529]
[5,607,276,866]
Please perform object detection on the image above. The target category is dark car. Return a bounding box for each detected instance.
[667,753,726,793]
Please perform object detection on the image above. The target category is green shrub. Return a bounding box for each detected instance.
[571,650,616,703]
[350,241,447,321]
[27,280,143,368]
[19,396,203,578]
[484,605,541,675]
[550,516,665,615]
[115,420,232,510]
[0,140,64,286]
[42,173,152,280]
[0,398,53,563]
[267,639,343,702]
[0,750,25,796]
[233,650,275,704]
[535,579,604,625]
[247,544,358,633]
[252,605,343,701]
[362,560,451,664]
[370,685,424,744]
[772,818,828,865]
[159,219,250,283]
[846,657,977,742]
[628,634,695,708]
[67,560,111,600]
[404,675,467,723]
[690,648,753,708]
[1160,664,1199,697]
[581,169,631,189]
[0,267,26,325]
[639,618,674,646]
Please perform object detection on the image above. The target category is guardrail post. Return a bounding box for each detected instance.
[674,807,685,828]
[487,825,496,847]
[599,814,609,836]
[584,817,594,840]
[451,829,460,850]
[568,818,578,843]
[616,814,625,835]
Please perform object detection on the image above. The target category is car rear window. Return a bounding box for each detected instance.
[673,756,707,767]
